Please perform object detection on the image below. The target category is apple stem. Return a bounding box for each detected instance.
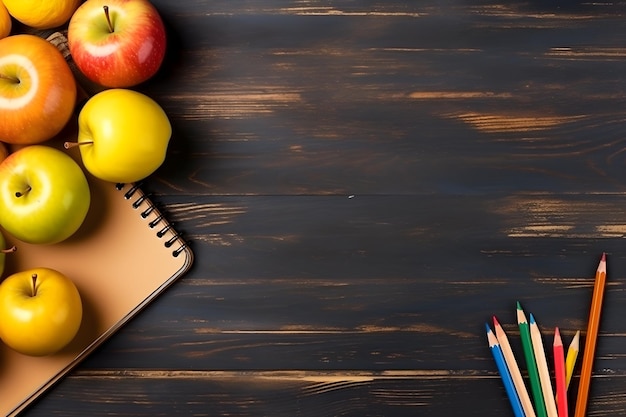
[15,186,31,198]
[1,246,16,254]
[64,141,94,149]
[0,73,20,84]
[31,274,38,297]
[103,5,115,33]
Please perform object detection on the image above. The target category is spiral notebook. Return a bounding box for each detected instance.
[0,158,194,416]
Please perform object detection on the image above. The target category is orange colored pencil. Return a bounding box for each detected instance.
[553,327,568,417]
[574,253,607,417]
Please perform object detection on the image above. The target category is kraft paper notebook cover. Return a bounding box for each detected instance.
[0,152,194,416]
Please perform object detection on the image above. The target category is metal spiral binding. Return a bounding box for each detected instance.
[115,183,189,257]
[148,213,165,229]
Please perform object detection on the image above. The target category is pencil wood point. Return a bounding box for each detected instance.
[485,323,498,347]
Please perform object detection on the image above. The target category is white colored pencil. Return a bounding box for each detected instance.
[529,313,558,417]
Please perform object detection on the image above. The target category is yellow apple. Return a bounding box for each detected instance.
[0,145,92,245]
[0,2,11,39]
[3,0,81,30]
[68,88,171,183]
[0,267,83,356]
[0,34,77,145]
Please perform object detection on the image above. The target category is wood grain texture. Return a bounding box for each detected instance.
[16,0,626,416]
[19,371,626,416]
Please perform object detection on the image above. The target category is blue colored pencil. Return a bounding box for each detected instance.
[486,323,526,417]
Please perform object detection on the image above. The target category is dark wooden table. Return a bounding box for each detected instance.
[18,1,626,416]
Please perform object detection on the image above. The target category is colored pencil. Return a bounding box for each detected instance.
[486,323,526,417]
[574,253,608,417]
[517,302,548,417]
[565,330,580,390]
[553,327,568,417]
[529,314,558,417]
[493,316,536,417]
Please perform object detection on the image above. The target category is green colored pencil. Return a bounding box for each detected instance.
[517,302,547,417]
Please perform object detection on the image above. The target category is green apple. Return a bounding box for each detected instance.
[67,88,172,183]
[0,145,91,244]
[0,267,83,356]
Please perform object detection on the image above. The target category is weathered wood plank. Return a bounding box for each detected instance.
[142,5,626,196]
[66,194,623,374]
[19,371,626,417]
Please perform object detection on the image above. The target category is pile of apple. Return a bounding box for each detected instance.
[0,0,172,357]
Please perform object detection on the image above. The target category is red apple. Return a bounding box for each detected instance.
[67,0,167,88]
[0,34,77,145]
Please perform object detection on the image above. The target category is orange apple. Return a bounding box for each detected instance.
[0,34,77,145]
[0,2,11,40]
[0,267,83,356]
[0,141,8,162]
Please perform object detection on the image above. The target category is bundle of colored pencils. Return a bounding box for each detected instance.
[485,253,607,417]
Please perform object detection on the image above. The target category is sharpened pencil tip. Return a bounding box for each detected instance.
[485,322,492,333]
[492,315,500,327]
[601,252,606,262]
[529,313,536,325]
[571,330,580,350]
[516,301,521,310]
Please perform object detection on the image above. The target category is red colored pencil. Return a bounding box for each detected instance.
[553,327,568,417]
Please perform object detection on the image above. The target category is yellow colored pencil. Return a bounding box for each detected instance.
[565,330,580,390]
